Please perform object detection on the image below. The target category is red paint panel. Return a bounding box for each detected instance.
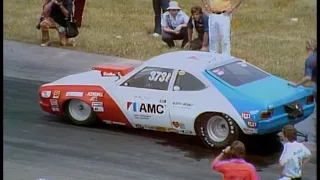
[39,85,132,127]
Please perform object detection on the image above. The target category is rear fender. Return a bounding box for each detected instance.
[39,85,132,127]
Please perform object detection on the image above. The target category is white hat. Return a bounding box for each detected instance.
[167,1,181,10]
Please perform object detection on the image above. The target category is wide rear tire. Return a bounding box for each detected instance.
[195,113,240,149]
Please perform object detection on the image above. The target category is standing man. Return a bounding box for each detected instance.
[74,0,86,27]
[202,0,244,55]
[211,140,260,179]
[185,5,209,51]
[161,1,189,48]
[152,0,170,37]
[279,125,312,180]
[288,38,317,98]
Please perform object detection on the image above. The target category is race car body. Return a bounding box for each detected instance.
[39,51,315,148]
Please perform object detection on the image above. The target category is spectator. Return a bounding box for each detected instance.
[40,0,73,47]
[288,38,317,97]
[185,5,209,51]
[203,0,244,55]
[279,125,312,180]
[311,63,317,99]
[161,1,189,48]
[211,140,260,180]
[152,0,170,37]
[74,0,86,27]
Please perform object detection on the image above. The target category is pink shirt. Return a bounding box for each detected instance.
[212,159,260,180]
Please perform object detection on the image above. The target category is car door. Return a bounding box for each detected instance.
[112,66,176,130]
[168,70,209,134]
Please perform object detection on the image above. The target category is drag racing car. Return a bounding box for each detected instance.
[39,51,315,148]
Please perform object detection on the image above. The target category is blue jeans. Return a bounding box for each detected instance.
[152,0,169,34]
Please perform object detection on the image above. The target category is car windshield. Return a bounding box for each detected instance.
[210,61,270,86]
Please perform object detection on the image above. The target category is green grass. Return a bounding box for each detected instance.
[4,0,316,81]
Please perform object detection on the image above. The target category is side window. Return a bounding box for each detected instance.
[120,67,173,91]
[173,70,206,91]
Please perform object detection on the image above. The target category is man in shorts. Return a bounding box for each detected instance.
[279,125,312,180]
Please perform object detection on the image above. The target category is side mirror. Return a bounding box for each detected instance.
[173,86,180,91]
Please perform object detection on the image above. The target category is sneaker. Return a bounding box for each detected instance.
[152,33,161,37]
[40,41,52,47]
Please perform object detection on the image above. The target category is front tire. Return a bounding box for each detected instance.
[195,113,240,148]
[64,99,97,126]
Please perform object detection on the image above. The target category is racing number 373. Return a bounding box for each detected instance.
[149,71,171,82]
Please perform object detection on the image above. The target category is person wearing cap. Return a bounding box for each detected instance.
[161,1,189,48]
[185,5,209,51]
[203,0,244,55]
[152,0,170,37]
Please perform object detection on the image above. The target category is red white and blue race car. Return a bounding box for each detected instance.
[38,51,315,148]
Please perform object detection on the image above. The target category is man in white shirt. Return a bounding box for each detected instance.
[161,1,189,48]
[279,125,312,180]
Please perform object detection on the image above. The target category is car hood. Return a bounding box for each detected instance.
[234,76,313,108]
[43,70,119,86]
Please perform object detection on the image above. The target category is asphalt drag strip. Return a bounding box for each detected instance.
[3,40,317,179]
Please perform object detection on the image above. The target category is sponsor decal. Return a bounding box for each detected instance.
[172,121,185,129]
[135,124,170,132]
[178,70,186,76]
[66,92,83,97]
[92,102,104,112]
[133,114,151,120]
[87,92,103,97]
[243,128,258,134]
[168,128,179,133]
[102,120,126,125]
[172,102,193,108]
[127,102,165,114]
[217,71,224,75]
[237,61,248,67]
[159,99,167,103]
[52,91,60,99]
[241,112,250,120]
[247,120,257,128]
[102,72,116,76]
[51,107,60,112]
[156,126,168,132]
[178,130,193,135]
[90,96,98,101]
[50,99,58,106]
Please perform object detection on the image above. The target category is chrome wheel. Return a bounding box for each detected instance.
[68,99,92,122]
[206,116,230,142]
